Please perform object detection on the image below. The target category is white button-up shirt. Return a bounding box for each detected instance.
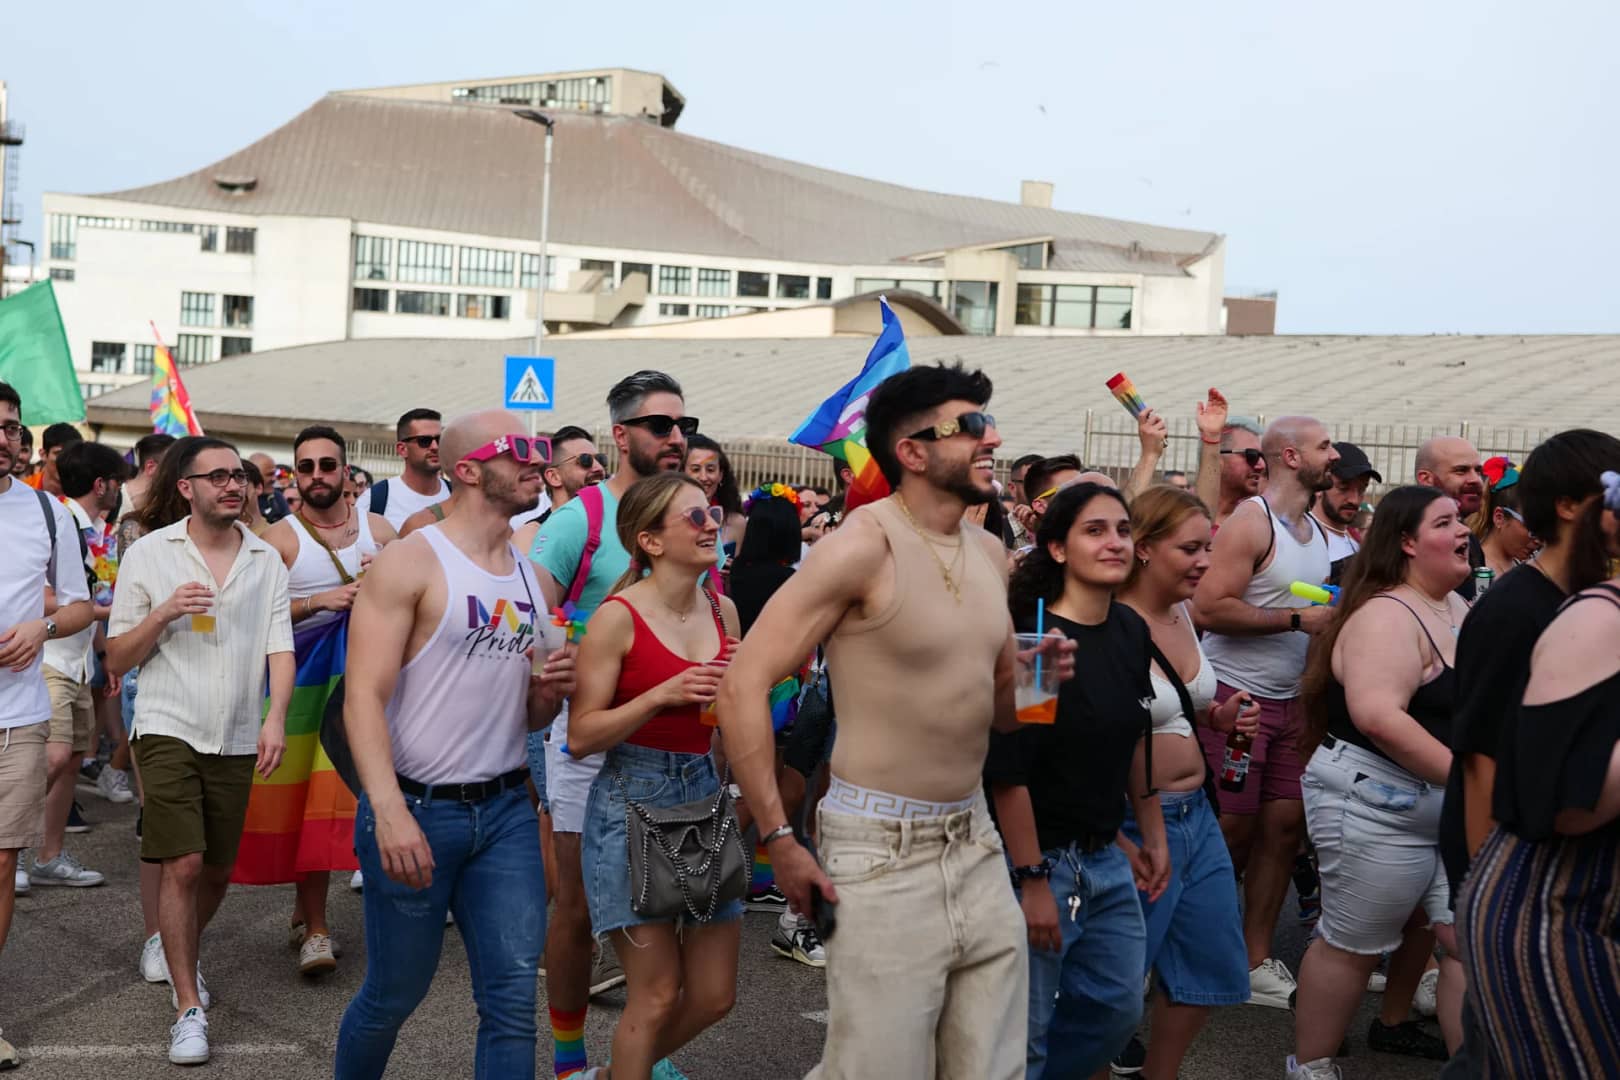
[109,517,293,755]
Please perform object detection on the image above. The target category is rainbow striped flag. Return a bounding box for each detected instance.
[149,323,203,437]
[232,616,357,884]
[790,295,910,511]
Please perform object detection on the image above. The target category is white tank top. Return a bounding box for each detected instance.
[286,512,378,629]
[385,526,539,784]
[1203,496,1331,699]
[1149,608,1217,738]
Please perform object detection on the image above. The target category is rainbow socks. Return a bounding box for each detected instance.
[551,1004,586,1078]
[750,843,773,895]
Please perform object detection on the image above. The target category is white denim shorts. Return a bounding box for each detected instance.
[1302,737,1452,955]
[544,708,604,835]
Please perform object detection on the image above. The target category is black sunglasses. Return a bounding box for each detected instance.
[906,411,996,442]
[402,434,440,449]
[296,457,343,475]
[564,452,609,470]
[1221,448,1265,468]
[622,414,699,438]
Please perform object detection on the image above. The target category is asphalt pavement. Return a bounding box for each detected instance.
[4,790,1446,1078]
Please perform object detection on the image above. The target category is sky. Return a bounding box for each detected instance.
[4,0,1616,334]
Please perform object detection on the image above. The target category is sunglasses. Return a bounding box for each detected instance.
[621,414,699,439]
[295,457,342,475]
[1222,448,1265,468]
[906,411,996,442]
[402,434,441,449]
[185,468,249,489]
[670,505,726,530]
[461,434,552,466]
[564,452,609,470]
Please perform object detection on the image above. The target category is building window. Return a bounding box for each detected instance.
[225,227,256,254]
[580,258,615,277]
[353,236,391,280]
[397,240,452,284]
[1014,284,1133,330]
[519,254,558,289]
[459,246,515,288]
[180,291,215,327]
[658,303,690,317]
[816,277,832,300]
[223,295,253,330]
[694,304,730,319]
[199,226,218,253]
[854,277,942,300]
[620,261,651,286]
[49,267,75,282]
[451,76,612,109]
[457,294,510,319]
[950,281,998,335]
[131,344,155,376]
[90,341,126,374]
[395,290,451,316]
[80,383,115,400]
[1094,286,1134,329]
[353,287,389,312]
[220,337,252,358]
[737,271,769,298]
[176,334,214,366]
[696,268,731,296]
[141,220,196,234]
[49,214,77,260]
[1004,242,1049,270]
[657,266,691,295]
[776,274,810,299]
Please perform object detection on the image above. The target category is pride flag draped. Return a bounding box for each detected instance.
[149,323,203,437]
[232,617,357,884]
[790,295,911,511]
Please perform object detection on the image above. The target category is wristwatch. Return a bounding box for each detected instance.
[1289,611,1301,632]
[43,618,58,639]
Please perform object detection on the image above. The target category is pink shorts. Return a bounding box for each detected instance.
[1197,683,1304,815]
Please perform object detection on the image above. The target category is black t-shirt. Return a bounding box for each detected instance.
[1438,563,1565,895]
[984,604,1154,850]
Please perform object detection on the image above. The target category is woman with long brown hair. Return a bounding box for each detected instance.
[1287,485,1472,1079]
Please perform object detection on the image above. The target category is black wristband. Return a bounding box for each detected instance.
[1009,858,1054,886]
[1289,610,1302,632]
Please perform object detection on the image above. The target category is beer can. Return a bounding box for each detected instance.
[1472,566,1494,596]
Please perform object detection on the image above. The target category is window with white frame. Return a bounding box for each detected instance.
[657,266,692,295]
[176,334,214,366]
[696,268,731,296]
[459,246,516,288]
[180,292,215,327]
[353,236,391,280]
[397,240,453,284]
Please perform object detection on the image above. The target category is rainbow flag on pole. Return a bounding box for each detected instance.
[790,295,910,511]
[149,322,203,437]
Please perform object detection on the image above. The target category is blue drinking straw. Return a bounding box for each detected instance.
[1035,598,1046,686]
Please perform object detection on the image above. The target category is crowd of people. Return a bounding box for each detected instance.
[1,363,1618,1080]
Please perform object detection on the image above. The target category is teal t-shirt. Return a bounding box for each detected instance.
[530,485,631,621]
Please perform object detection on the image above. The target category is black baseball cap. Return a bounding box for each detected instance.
[1330,441,1381,484]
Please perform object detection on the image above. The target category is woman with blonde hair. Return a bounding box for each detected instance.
[568,471,743,1080]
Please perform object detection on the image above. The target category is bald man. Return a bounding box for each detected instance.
[248,453,290,524]
[1416,436,1487,599]
[1193,416,1338,1008]
[335,409,574,1079]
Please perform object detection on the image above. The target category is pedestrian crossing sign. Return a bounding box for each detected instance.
[504,355,555,411]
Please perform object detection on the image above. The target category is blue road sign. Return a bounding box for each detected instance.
[504,355,555,411]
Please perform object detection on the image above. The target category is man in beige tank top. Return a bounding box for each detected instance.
[720,363,1074,1080]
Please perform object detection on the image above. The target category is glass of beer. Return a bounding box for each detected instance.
[190,589,217,634]
[1013,633,1062,724]
[533,619,569,676]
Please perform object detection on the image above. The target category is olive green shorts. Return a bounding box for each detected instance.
[131,734,255,867]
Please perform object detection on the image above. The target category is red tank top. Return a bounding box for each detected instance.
[603,592,727,755]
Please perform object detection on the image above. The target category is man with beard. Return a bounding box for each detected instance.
[1311,441,1381,584]
[529,371,692,1080]
[1193,417,1338,1011]
[241,426,395,975]
[1415,436,1486,599]
[107,438,293,1065]
[512,426,605,555]
[336,409,572,1080]
[1215,418,1268,529]
[358,408,450,532]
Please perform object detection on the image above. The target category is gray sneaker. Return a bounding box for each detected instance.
[589,944,626,996]
[29,852,105,887]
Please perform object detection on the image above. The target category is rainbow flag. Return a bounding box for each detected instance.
[232,616,357,884]
[790,295,910,511]
[149,323,203,437]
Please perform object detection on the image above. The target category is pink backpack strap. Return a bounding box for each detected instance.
[565,484,605,607]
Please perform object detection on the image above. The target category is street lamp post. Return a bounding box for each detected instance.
[514,109,554,439]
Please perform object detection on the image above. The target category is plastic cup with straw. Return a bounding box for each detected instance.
[1014,599,1059,723]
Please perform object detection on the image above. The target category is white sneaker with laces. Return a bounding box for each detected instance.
[28,851,106,887]
[1249,958,1298,1010]
[770,916,827,968]
[299,933,338,975]
[12,868,27,896]
[1285,1054,1342,1079]
[1367,970,1387,993]
[96,766,136,804]
[1414,966,1439,1017]
[168,1007,209,1065]
[169,966,211,1011]
[349,869,364,891]
[141,932,170,983]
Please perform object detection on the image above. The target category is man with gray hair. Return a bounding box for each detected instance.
[1215,417,1268,529]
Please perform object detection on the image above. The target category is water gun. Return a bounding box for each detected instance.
[1290,582,1340,607]
[1105,372,1149,419]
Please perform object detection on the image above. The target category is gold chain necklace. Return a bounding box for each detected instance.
[895,495,965,604]
[1403,585,1458,635]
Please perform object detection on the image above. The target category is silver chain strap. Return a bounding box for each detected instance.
[616,766,745,922]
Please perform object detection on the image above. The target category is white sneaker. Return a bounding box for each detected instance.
[12,868,28,896]
[168,1007,209,1065]
[28,851,106,887]
[1285,1054,1342,1079]
[1414,966,1439,1017]
[299,933,338,976]
[96,766,136,804]
[1367,970,1387,993]
[141,932,170,983]
[349,869,364,891]
[169,966,211,1011]
[770,916,827,968]
[0,1026,20,1069]
[1249,958,1298,1010]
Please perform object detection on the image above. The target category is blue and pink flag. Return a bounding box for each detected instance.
[790,295,910,511]
[149,323,204,437]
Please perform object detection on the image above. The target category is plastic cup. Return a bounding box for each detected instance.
[532,620,569,675]
[1014,632,1061,724]
[190,591,217,634]
[698,659,730,726]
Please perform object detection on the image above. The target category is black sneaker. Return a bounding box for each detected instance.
[1110,1035,1146,1076]
[1367,1019,1447,1061]
[65,801,91,834]
[746,885,788,912]
[135,807,143,840]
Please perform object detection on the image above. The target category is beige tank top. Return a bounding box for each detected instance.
[823,497,1011,802]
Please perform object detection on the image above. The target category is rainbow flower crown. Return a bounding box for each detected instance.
[745,482,801,509]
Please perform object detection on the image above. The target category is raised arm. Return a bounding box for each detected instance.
[1194,388,1227,513]
[1340,601,1452,784]
[1124,408,1169,500]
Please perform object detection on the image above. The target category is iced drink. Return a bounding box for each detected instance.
[1014,632,1061,724]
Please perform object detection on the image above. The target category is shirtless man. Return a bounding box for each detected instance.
[720,362,1075,1079]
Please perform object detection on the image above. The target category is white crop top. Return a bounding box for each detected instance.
[1147,611,1218,738]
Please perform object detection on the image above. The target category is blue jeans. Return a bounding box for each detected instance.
[1024,843,1146,1079]
[526,727,550,814]
[335,787,546,1080]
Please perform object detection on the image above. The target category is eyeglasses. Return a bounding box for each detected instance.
[1221,448,1265,468]
[295,457,342,475]
[185,469,249,489]
[461,434,552,466]
[670,505,726,530]
[621,414,699,438]
[906,411,996,442]
[0,421,20,441]
[401,434,441,449]
[565,453,609,470]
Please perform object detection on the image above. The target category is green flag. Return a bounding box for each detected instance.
[0,280,83,425]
